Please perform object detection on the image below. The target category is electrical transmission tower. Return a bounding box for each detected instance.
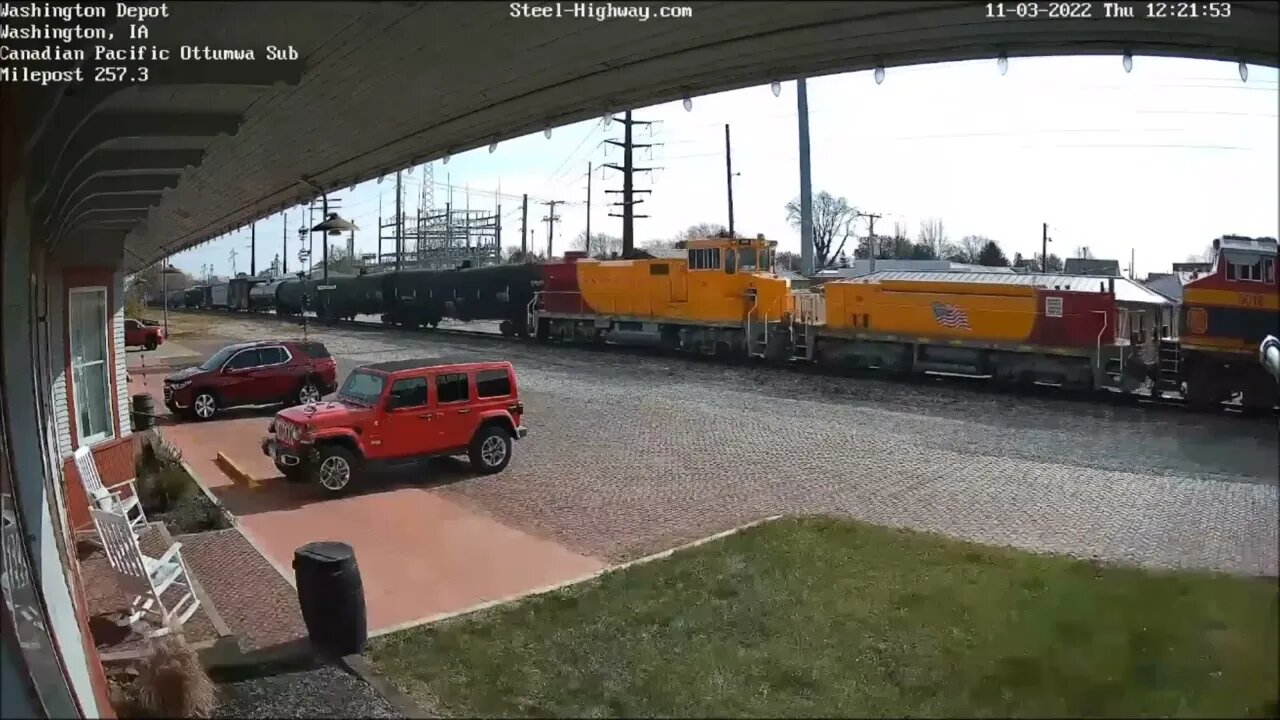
[604,110,655,257]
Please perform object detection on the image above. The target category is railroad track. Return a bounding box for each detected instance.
[169,308,1279,421]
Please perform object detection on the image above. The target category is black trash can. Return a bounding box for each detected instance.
[293,541,367,656]
[131,393,155,431]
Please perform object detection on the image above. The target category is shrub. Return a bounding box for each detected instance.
[123,631,218,718]
[159,494,233,534]
[138,465,198,515]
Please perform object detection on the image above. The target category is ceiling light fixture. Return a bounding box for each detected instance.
[682,96,692,111]
[997,52,1008,76]
[1122,51,1133,73]
[770,81,782,97]
[874,64,885,85]
[1239,61,1249,82]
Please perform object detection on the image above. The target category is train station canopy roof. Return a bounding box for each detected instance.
[11,1,1277,273]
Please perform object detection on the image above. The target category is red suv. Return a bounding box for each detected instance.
[262,358,528,495]
[164,340,338,421]
[124,318,165,350]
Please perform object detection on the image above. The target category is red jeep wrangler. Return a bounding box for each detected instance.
[124,318,165,350]
[262,357,528,495]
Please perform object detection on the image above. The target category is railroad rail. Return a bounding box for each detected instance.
[159,307,1279,421]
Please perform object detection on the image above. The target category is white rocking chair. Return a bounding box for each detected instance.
[90,507,201,636]
[74,445,148,538]
[2,502,48,650]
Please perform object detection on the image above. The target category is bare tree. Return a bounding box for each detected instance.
[775,250,802,272]
[673,223,733,244]
[917,217,952,260]
[325,244,357,274]
[640,239,679,251]
[1075,246,1095,259]
[954,235,989,264]
[785,191,857,269]
[574,231,624,259]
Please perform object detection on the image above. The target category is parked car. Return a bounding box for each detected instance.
[163,340,338,421]
[124,318,166,350]
[262,357,528,495]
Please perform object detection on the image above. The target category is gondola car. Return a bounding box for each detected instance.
[383,263,541,335]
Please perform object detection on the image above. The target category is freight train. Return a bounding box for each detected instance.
[179,233,1279,409]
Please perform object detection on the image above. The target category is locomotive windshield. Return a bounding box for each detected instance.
[737,247,758,271]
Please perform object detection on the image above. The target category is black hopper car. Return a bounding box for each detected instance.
[251,264,540,336]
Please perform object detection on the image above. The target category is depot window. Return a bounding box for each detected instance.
[435,373,470,404]
[688,248,722,270]
[68,287,114,446]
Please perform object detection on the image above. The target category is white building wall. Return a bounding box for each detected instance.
[113,273,131,435]
[1,176,100,717]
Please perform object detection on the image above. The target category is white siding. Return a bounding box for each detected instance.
[49,273,72,459]
[113,273,131,436]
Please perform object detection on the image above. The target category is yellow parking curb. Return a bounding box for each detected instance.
[215,452,261,490]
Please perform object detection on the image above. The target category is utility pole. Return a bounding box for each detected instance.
[604,110,654,256]
[521,194,528,256]
[228,247,238,276]
[394,170,403,271]
[585,162,593,255]
[1130,248,1135,279]
[855,211,882,273]
[1042,222,1052,273]
[249,222,256,276]
[377,191,383,267]
[797,78,815,276]
[541,200,562,258]
[282,211,288,274]
[724,123,737,237]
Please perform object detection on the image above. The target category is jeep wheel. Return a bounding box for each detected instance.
[145,337,158,351]
[297,380,321,406]
[192,391,218,421]
[469,425,512,474]
[313,446,358,495]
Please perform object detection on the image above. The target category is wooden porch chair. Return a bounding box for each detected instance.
[90,507,201,636]
[74,445,148,538]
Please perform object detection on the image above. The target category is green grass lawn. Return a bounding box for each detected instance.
[368,517,1278,718]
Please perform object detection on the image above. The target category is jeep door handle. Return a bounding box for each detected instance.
[417,413,433,419]
[456,408,470,414]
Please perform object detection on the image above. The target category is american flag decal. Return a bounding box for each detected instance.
[931,302,971,330]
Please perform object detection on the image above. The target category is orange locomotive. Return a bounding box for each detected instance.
[534,235,794,357]
[810,273,1124,389]
[1160,235,1278,409]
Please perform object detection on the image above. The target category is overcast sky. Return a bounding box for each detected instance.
[171,54,1278,280]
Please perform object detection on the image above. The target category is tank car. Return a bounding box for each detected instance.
[249,280,283,312]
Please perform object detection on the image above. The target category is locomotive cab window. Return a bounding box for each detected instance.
[687,248,722,270]
[737,247,758,271]
[1227,258,1268,282]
